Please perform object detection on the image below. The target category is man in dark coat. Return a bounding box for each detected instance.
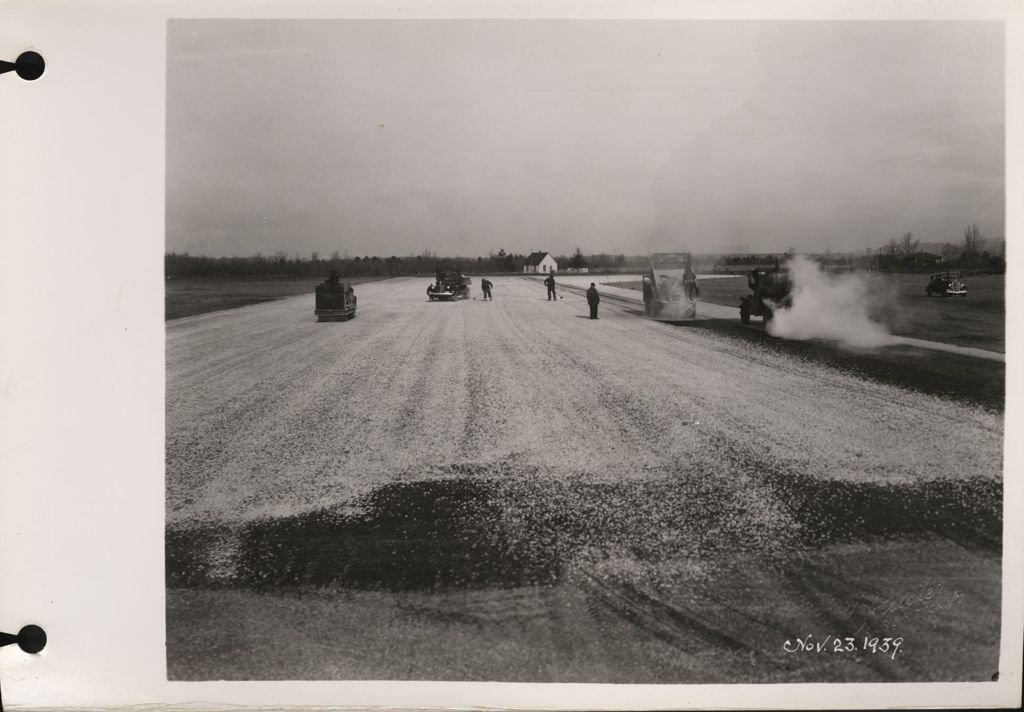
[481,278,493,301]
[683,263,699,301]
[586,282,600,319]
[544,273,557,301]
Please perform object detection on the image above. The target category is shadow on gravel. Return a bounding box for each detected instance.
[167,473,1001,593]
[685,320,1004,411]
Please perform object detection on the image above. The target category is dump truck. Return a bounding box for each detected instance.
[739,266,791,324]
[314,271,357,321]
[427,270,472,301]
[642,253,699,320]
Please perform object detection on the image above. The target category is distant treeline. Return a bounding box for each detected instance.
[870,224,1005,273]
[715,226,1006,275]
[167,225,1005,279]
[716,251,1005,272]
[165,250,641,279]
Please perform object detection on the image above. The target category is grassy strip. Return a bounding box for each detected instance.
[165,276,385,320]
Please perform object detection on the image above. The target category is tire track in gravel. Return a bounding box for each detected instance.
[483,281,718,477]
[543,283,1001,484]
[593,300,991,430]
[168,282,457,522]
[167,284,402,455]
[168,275,1002,523]
[577,570,769,659]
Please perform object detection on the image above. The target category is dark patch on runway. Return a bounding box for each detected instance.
[683,320,1004,411]
[166,471,1000,592]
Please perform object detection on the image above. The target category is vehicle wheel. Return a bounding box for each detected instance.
[740,306,750,324]
[763,307,774,324]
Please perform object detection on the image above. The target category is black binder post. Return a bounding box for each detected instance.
[0,625,47,711]
[0,51,45,80]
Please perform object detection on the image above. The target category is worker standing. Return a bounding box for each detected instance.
[545,273,557,301]
[481,278,493,301]
[586,282,600,319]
[683,263,699,301]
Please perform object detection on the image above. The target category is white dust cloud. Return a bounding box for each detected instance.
[654,300,698,321]
[767,256,895,349]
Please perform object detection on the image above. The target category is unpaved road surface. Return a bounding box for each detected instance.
[167,276,1003,682]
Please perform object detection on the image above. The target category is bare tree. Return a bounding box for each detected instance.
[569,246,586,269]
[898,232,920,260]
[963,223,986,256]
[884,238,898,258]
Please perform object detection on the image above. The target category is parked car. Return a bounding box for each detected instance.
[427,269,472,300]
[925,271,967,297]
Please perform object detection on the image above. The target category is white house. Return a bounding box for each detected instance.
[523,251,559,274]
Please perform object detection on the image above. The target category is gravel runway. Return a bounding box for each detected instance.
[166,276,1003,682]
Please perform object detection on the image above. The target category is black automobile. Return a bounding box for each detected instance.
[925,271,967,297]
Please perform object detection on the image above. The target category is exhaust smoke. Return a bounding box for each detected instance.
[767,256,895,349]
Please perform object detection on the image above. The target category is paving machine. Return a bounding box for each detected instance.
[427,269,472,301]
[642,253,699,320]
[314,270,357,321]
[739,265,791,324]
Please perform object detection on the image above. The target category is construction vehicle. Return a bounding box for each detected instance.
[739,265,791,324]
[642,253,699,320]
[925,271,967,297]
[427,269,472,301]
[314,271,357,321]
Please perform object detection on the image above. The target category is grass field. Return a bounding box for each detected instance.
[618,273,1005,352]
[165,276,386,320]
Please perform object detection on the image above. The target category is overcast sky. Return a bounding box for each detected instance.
[166,20,1004,257]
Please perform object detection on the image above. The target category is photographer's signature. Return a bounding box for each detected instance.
[838,581,964,633]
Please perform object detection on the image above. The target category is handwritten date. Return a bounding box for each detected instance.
[784,634,903,660]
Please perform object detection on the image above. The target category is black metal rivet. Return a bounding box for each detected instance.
[15,51,45,80]
[16,625,46,654]
[0,51,45,80]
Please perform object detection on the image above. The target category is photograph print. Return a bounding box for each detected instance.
[165,18,1005,683]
